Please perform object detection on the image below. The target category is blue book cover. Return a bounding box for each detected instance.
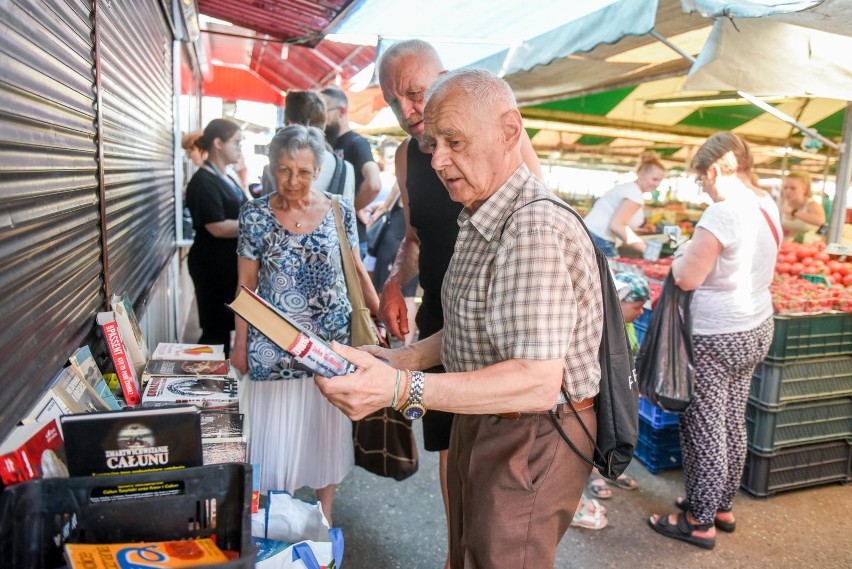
[68,346,121,411]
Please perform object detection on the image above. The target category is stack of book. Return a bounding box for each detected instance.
[143,344,246,464]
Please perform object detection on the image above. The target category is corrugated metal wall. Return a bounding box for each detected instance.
[99,0,175,303]
[0,0,176,439]
[0,0,103,437]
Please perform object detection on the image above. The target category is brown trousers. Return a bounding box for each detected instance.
[447,406,595,569]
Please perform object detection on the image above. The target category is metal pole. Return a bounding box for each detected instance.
[827,102,852,244]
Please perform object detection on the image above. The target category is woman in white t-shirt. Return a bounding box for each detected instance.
[584,152,666,257]
[648,132,780,551]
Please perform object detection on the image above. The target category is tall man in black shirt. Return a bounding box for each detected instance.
[376,39,542,569]
[321,87,382,257]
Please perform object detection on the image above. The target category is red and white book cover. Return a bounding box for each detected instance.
[0,418,66,486]
[97,311,142,405]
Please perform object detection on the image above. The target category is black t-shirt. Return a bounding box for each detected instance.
[334,130,375,241]
[185,167,247,265]
[406,139,463,334]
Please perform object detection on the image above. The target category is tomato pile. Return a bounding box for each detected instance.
[771,275,851,314]
[774,241,852,287]
[614,257,673,281]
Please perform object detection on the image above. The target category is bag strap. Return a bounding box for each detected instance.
[500,196,611,470]
[329,154,346,196]
[759,207,781,248]
[331,196,367,310]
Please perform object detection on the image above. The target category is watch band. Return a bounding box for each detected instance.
[402,370,427,420]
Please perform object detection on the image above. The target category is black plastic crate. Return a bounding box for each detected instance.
[741,439,852,498]
[0,464,255,569]
[746,397,852,453]
[766,313,852,362]
[750,357,852,409]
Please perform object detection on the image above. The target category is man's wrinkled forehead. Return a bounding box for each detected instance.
[381,57,437,99]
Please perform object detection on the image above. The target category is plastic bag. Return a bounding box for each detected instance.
[252,491,344,569]
[636,273,695,413]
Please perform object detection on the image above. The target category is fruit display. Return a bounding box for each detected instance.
[774,241,852,287]
[771,275,851,314]
[613,257,673,281]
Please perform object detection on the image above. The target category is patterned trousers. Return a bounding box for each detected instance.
[680,316,774,524]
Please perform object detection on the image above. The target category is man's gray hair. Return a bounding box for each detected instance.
[425,69,517,114]
[377,39,443,84]
[268,124,326,169]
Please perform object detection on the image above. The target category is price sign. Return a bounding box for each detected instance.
[643,239,663,262]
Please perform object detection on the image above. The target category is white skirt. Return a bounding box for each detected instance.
[243,376,354,494]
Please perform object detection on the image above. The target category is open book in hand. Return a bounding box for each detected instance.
[227,286,356,377]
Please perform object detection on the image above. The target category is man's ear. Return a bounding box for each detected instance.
[502,109,523,149]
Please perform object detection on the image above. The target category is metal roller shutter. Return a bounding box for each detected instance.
[0,0,102,438]
[98,0,175,303]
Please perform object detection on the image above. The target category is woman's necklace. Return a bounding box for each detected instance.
[274,195,309,228]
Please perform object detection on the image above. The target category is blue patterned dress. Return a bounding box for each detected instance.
[237,193,358,493]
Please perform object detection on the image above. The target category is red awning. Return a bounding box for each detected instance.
[198,64,285,106]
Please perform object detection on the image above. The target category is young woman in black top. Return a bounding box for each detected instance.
[185,118,247,355]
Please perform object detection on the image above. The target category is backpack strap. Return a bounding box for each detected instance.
[328,154,346,196]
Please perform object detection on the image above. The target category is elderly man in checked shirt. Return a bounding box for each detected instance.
[317,69,604,568]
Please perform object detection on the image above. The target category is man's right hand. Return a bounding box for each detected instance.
[379,279,410,341]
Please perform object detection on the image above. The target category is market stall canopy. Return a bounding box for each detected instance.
[522,75,846,174]
[684,4,852,100]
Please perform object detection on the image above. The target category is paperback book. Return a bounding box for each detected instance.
[0,418,67,486]
[142,376,239,405]
[61,405,203,477]
[151,342,226,361]
[144,358,230,378]
[110,292,150,376]
[228,286,356,377]
[68,346,121,411]
[200,412,244,442]
[64,538,229,568]
[97,311,142,405]
[51,367,111,415]
[202,441,248,465]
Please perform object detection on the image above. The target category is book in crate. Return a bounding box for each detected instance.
[60,405,203,477]
[64,537,230,568]
[0,418,67,486]
[68,345,121,411]
[97,311,142,405]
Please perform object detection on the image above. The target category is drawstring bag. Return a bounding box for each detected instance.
[636,274,695,413]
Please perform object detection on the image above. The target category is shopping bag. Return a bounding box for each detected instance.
[252,491,344,569]
[636,273,695,413]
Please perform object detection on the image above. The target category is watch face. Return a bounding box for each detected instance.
[403,404,425,420]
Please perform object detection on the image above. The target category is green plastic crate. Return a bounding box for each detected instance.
[751,357,852,410]
[742,439,852,498]
[766,313,852,362]
[746,397,852,453]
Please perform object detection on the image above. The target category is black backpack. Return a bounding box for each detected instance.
[327,154,347,197]
[507,198,639,481]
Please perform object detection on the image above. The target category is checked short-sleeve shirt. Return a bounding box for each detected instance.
[440,164,603,401]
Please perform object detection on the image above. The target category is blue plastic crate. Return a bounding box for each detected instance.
[638,396,681,429]
[638,415,680,447]
[634,306,653,329]
[635,436,682,473]
[634,320,648,345]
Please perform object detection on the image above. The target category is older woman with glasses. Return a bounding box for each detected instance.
[231,124,379,524]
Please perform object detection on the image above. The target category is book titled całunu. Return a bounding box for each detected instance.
[60,406,203,477]
[228,286,356,377]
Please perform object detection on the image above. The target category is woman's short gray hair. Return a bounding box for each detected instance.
[268,124,326,169]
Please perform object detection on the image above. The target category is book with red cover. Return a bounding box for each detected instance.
[0,418,67,486]
[97,311,142,405]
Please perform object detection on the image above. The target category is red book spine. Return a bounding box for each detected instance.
[102,320,141,405]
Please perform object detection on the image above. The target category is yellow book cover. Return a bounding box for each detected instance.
[64,538,229,568]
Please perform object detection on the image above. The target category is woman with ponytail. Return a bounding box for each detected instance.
[185,118,247,354]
